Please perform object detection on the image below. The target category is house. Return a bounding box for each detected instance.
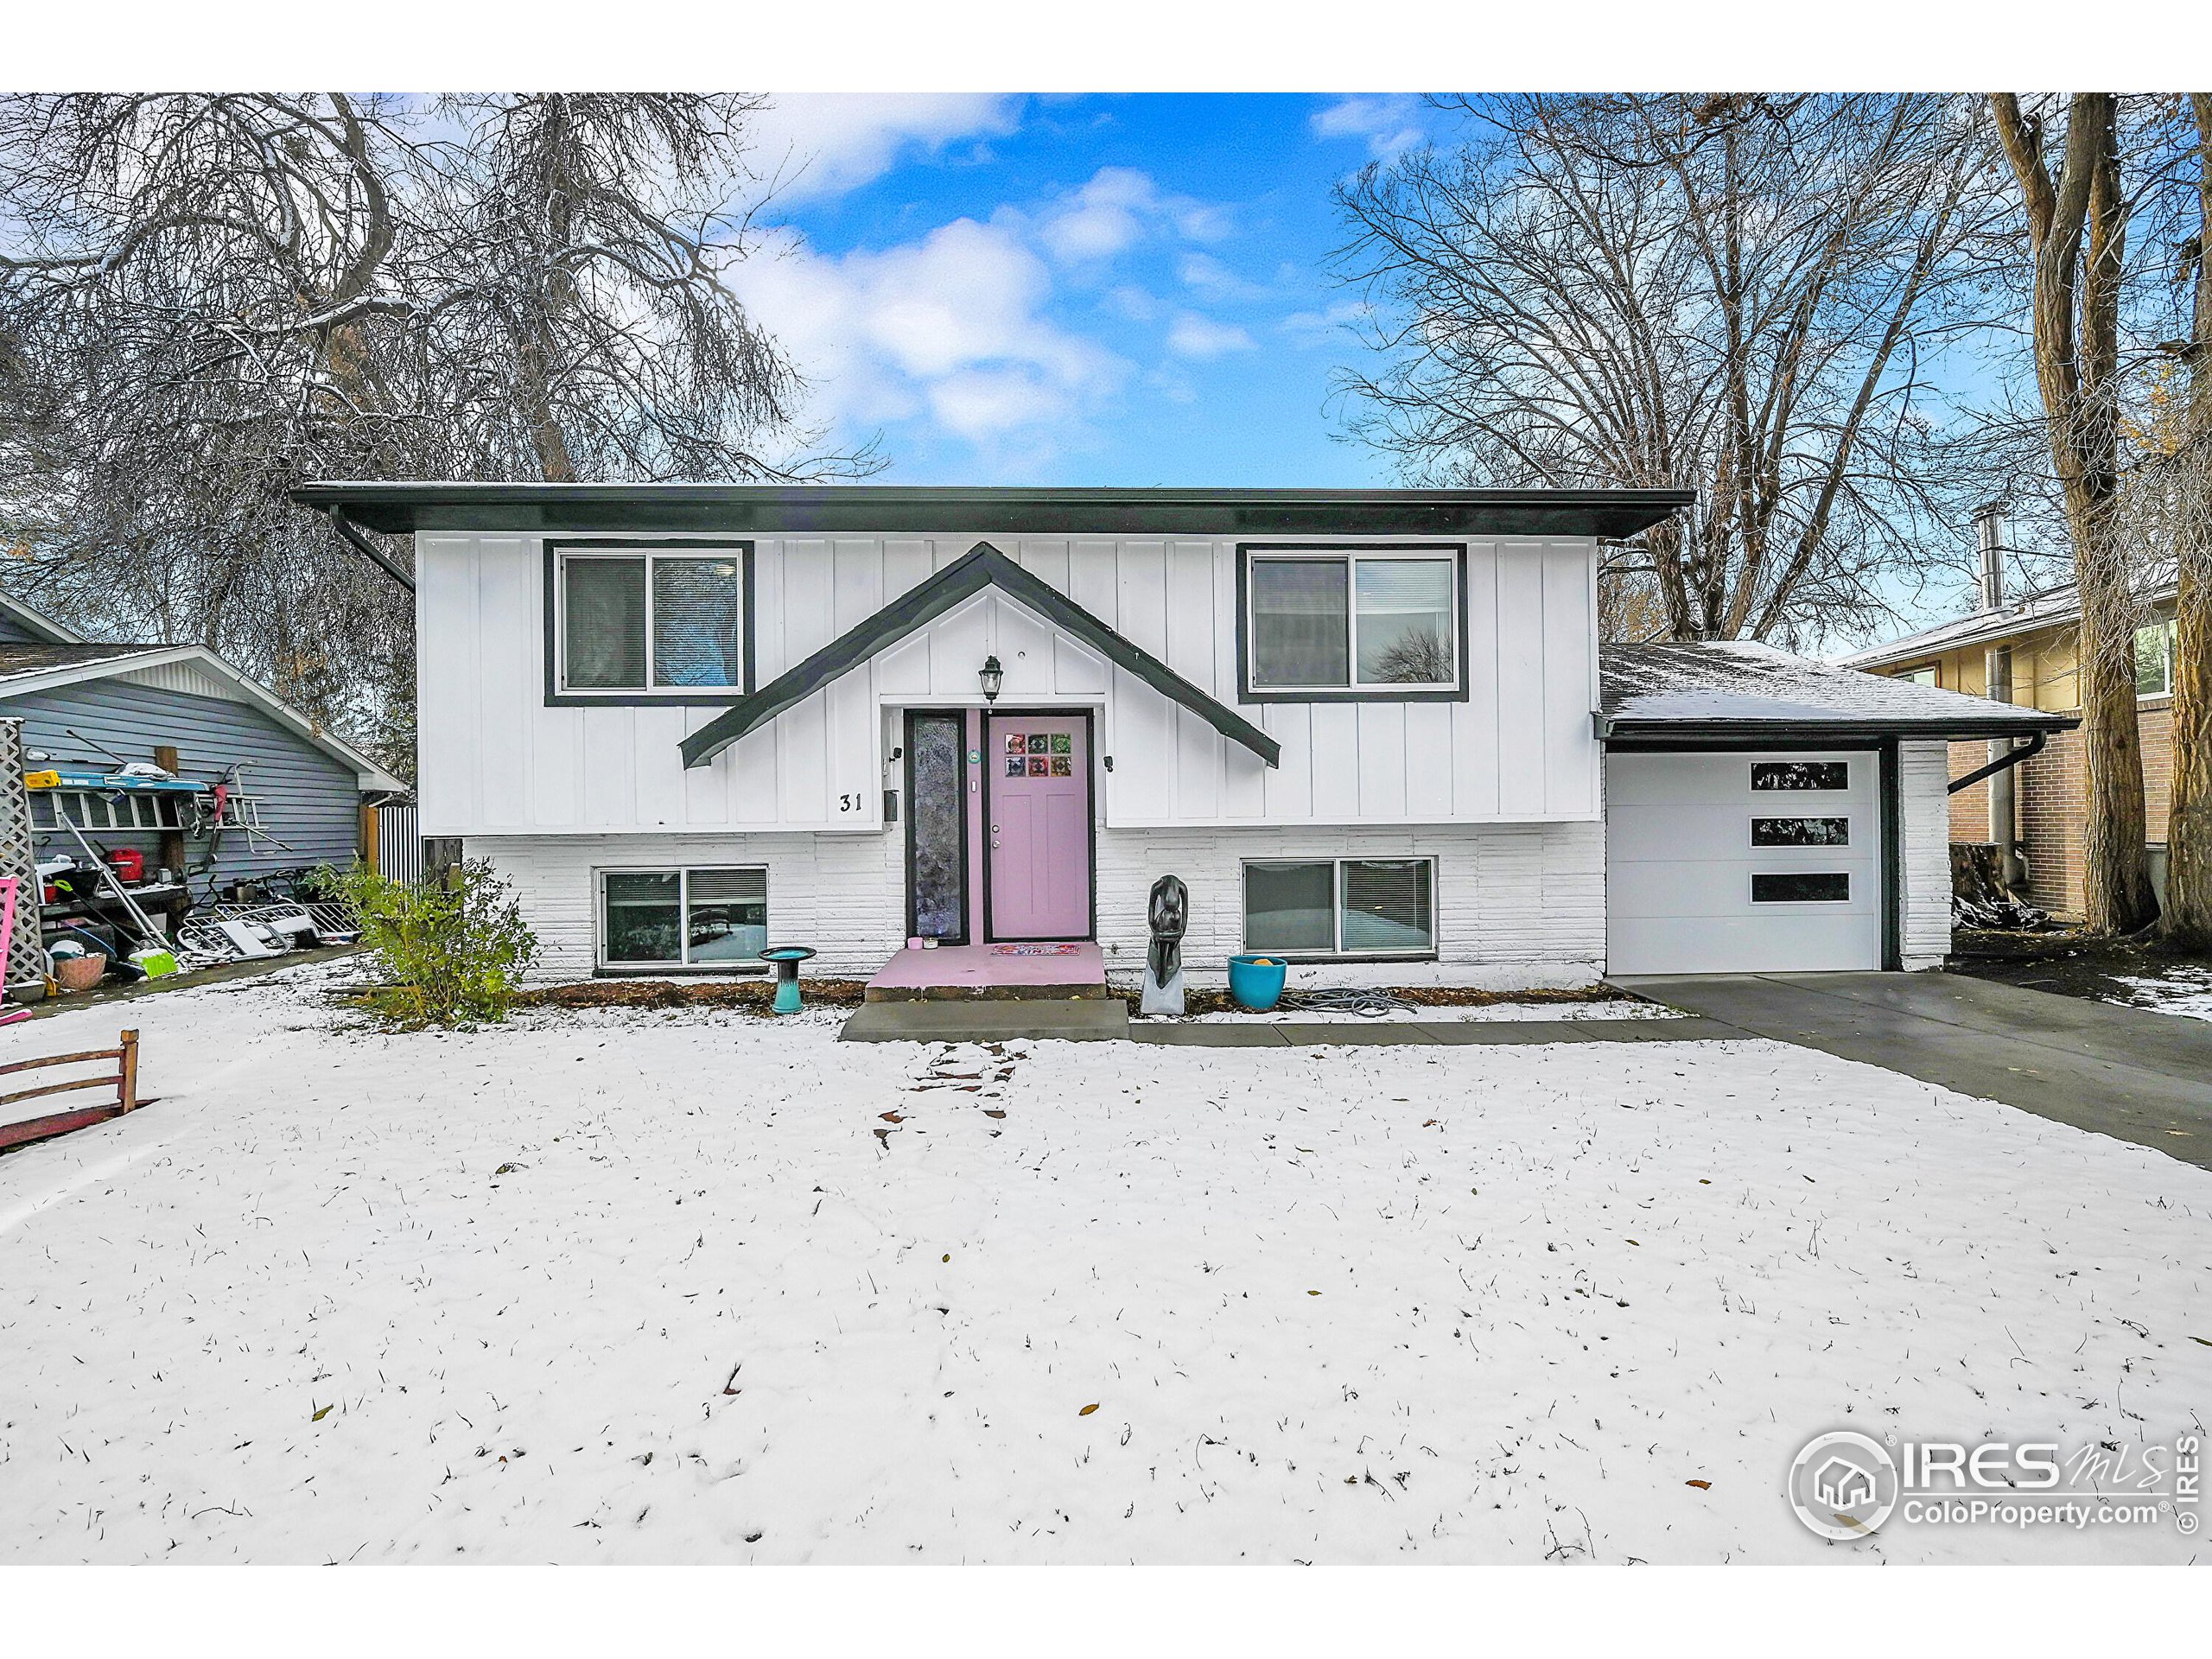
[1841,538,2177,917]
[291,483,2069,984]
[0,588,407,899]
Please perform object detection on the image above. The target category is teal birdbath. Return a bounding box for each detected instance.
[759,944,817,1014]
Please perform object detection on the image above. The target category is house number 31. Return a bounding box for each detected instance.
[838,792,862,812]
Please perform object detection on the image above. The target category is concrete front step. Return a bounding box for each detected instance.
[862,942,1110,1003]
[839,998,1129,1043]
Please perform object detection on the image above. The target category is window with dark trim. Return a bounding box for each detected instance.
[599,867,767,969]
[1751,871,1851,904]
[1243,857,1437,957]
[553,546,749,697]
[1896,664,1940,687]
[1238,546,1465,698]
[1751,817,1850,848]
[1751,760,1849,792]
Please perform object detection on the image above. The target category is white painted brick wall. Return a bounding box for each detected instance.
[468,820,1607,988]
[1898,740,1952,969]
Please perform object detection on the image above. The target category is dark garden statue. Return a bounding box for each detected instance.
[1141,874,1188,1017]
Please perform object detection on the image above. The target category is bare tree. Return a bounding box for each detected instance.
[1333,94,2006,647]
[0,93,859,778]
[2159,95,2212,948]
[1990,93,2159,934]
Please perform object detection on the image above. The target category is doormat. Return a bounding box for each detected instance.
[991,943,1082,957]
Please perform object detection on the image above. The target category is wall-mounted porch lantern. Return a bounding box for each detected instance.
[978,654,1004,704]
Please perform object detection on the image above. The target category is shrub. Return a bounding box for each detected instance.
[338,858,539,1027]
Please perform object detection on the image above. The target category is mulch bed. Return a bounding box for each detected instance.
[517,978,872,1014]
[1949,926,2211,1005]
[1117,982,1637,1017]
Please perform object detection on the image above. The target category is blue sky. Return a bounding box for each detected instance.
[739,93,1437,486]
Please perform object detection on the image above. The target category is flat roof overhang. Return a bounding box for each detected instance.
[289,482,1697,541]
[1599,713,2080,746]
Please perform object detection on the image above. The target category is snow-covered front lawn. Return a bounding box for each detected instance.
[2,961,2204,1565]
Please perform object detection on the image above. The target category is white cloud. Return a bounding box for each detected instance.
[1166,312,1257,360]
[1312,95,1427,159]
[1176,251,1265,302]
[1281,300,1372,348]
[750,94,1020,204]
[734,218,1129,450]
[1039,167,1234,265]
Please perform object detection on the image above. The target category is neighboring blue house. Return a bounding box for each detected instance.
[0,589,405,894]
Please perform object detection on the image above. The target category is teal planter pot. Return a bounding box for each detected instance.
[1226,953,1288,1013]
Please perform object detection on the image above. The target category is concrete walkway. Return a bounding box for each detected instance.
[1614,971,2212,1171]
[1129,1015,1740,1046]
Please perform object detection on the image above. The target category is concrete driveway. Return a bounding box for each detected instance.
[1613,971,2212,1171]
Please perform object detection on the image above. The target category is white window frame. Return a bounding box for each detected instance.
[555,547,748,697]
[595,865,769,972]
[1243,549,1463,696]
[1240,855,1440,960]
[2135,616,2177,700]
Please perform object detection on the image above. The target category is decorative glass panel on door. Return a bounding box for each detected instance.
[907,712,967,943]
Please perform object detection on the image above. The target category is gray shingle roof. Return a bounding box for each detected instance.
[1599,641,2075,738]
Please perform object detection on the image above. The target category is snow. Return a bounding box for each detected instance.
[2,958,2205,1565]
[1154,1000,1685,1024]
[1601,640,2059,731]
[2106,965,2212,1023]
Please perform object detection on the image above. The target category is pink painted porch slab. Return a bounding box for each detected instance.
[865,942,1109,1002]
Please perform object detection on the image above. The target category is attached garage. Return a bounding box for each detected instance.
[1597,643,2077,977]
[1606,749,1882,974]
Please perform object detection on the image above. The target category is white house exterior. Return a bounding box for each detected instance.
[295,484,2074,986]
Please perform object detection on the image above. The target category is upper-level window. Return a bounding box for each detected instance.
[2136,617,2177,698]
[556,547,747,696]
[1241,547,1463,697]
[1897,664,1939,687]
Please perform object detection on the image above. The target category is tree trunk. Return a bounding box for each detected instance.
[1993,92,2157,933]
[2164,94,2212,949]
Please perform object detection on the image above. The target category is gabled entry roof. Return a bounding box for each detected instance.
[679,542,1281,771]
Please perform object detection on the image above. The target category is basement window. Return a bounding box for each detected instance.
[599,867,767,969]
[1243,857,1437,957]
[556,547,749,696]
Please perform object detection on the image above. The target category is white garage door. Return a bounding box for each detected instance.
[1606,750,1882,975]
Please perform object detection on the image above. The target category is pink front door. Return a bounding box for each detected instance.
[987,714,1091,940]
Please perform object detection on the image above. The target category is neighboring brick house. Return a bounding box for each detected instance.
[1842,582,2177,918]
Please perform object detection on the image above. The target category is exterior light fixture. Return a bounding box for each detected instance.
[979,654,1004,703]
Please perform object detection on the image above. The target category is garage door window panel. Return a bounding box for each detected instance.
[1751,760,1850,791]
[1751,817,1851,848]
[1751,872,1853,904]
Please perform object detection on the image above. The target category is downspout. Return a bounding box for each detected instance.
[1985,647,2024,889]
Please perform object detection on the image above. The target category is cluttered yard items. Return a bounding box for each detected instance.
[1,716,365,1006]
[0,1027,144,1153]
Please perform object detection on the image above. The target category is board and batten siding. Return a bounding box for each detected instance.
[416,532,1603,836]
[0,676,364,883]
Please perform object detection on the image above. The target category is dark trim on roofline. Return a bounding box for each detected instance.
[289,482,1696,541]
[677,542,1282,771]
[1599,714,2078,746]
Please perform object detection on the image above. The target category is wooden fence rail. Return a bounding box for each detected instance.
[0,1029,143,1153]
